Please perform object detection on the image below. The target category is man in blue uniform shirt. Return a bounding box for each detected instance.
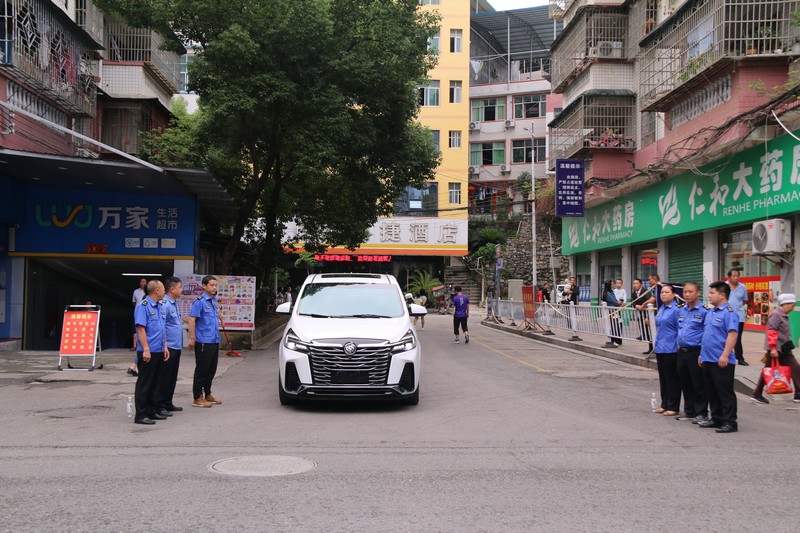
[155,276,184,415]
[133,280,169,425]
[188,275,221,408]
[676,282,708,423]
[698,281,739,433]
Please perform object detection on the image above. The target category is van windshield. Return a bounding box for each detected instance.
[297,283,405,318]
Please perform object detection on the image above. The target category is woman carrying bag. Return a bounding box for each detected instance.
[751,293,800,404]
[654,284,681,416]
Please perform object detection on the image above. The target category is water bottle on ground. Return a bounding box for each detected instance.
[126,395,133,418]
[650,392,658,412]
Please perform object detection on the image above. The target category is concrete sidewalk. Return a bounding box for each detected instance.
[482,316,776,398]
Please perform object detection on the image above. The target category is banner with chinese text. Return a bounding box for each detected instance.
[521,286,536,320]
[555,159,585,217]
[562,130,800,254]
[175,274,256,331]
[59,310,100,355]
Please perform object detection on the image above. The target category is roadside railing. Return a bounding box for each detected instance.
[489,299,657,347]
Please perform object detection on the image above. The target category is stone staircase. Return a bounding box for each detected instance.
[444,264,482,305]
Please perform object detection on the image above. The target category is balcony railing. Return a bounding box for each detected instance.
[550,9,629,92]
[639,0,800,111]
[75,0,104,46]
[0,0,98,116]
[549,92,636,163]
[104,17,181,93]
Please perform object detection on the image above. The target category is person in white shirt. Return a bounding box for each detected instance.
[285,286,293,305]
[613,278,627,305]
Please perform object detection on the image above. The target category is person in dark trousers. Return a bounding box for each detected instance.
[751,293,800,404]
[451,286,470,344]
[128,277,147,376]
[188,275,221,408]
[698,281,739,433]
[602,279,622,347]
[726,269,749,365]
[133,280,169,425]
[155,276,184,414]
[636,274,661,355]
[675,281,709,423]
[654,284,681,416]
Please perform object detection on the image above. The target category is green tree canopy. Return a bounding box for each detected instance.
[97,0,441,274]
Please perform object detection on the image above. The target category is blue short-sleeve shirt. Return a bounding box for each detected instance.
[654,302,679,353]
[190,293,220,343]
[134,296,166,352]
[700,304,739,364]
[677,302,708,348]
[726,282,747,322]
[162,295,183,350]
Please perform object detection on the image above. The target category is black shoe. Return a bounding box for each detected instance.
[635,336,642,341]
[691,415,708,424]
[155,409,173,417]
[715,424,738,433]
[676,414,695,421]
[739,361,749,366]
[149,412,168,420]
[165,405,183,412]
[134,417,155,425]
[642,349,653,355]
[126,368,138,377]
[750,395,770,405]
[698,419,721,428]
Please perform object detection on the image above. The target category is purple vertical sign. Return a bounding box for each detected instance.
[555,159,585,217]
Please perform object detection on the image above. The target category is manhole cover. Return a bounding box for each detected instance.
[208,455,316,477]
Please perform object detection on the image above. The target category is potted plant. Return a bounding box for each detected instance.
[745,39,758,55]
[757,26,779,53]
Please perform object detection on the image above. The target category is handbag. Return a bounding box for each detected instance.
[763,357,794,395]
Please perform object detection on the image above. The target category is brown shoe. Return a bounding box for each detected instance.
[204,394,222,405]
[192,397,212,408]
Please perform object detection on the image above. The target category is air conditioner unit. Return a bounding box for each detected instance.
[504,119,515,128]
[468,121,481,131]
[500,164,510,173]
[752,218,791,254]
[595,41,624,58]
[468,165,480,175]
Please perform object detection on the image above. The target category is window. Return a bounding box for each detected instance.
[449,183,461,205]
[394,183,439,217]
[431,130,440,151]
[470,142,505,166]
[513,94,546,118]
[449,80,462,103]
[641,111,657,146]
[419,0,440,4]
[427,32,439,54]
[512,138,546,163]
[418,81,440,106]
[471,98,505,121]
[450,29,462,53]
[449,130,461,148]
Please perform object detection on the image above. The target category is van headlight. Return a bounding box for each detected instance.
[391,330,417,352]
[283,329,309,352]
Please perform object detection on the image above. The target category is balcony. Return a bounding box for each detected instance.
[549,90,636,164]
[0,0,100,116]
[550,9,629,93]
[639,0,800,111]
[104,17,182,94]
[549,0,627,26]
[75,0,104,47]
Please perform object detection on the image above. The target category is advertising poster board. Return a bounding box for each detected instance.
[741,276,780,331]
[176,274,257,331]
[521,286,535,320]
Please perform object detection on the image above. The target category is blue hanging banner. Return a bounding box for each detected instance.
[555,159,585,218]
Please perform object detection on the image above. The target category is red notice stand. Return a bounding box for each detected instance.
[58,305,102,371]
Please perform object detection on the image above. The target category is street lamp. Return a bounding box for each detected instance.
[524,127,537,289]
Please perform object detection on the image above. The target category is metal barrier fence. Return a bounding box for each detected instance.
[489,299,657,346]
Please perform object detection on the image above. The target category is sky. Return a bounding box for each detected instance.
[489,0,549,11]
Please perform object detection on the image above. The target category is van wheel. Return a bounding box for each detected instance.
[401,385,420,406]
[278,376,295,406]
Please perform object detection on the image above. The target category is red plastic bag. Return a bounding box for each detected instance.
[763,358,794,395]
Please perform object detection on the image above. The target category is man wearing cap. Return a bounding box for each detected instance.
[751,293,800,404]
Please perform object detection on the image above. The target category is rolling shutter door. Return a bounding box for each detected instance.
[668,234,703,286]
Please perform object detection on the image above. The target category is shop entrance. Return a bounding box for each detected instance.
[24,257,174,350]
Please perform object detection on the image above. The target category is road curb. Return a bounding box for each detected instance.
[481,319,756,396]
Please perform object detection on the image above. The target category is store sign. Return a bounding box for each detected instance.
[555,159,585,217]
[15,186,195,256]
[562,130,800,254]
[313,254,392,263]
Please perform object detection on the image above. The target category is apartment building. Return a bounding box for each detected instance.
[549,0,800,329]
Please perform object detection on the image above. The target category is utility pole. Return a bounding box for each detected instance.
[525,127,537,289]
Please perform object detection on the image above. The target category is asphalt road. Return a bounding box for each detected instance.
[1,313,798,532]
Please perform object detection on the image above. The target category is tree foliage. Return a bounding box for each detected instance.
[96,0,442,276]
[406,270,441,303]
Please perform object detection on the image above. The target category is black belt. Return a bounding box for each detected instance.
[679,346,701,352]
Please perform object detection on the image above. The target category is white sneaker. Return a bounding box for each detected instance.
[453,339,460,344]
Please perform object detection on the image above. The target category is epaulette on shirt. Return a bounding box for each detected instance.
[677,303,685,308]
[141,300,148,305]
[704,304,713,310]
[726,305,734,312]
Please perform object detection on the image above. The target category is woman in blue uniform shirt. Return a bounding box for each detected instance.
[654,284,681,416]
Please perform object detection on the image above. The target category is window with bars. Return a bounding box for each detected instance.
[450,29,462,53]
[471,98,505,121]
[418,81,440,106]
[512,138,546,163]
[513,94,546,118]
[470,142,505,165]
[449,80,462,103]
[419,0,440,4]
[448,183,461,205]
[449,130,461,148]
